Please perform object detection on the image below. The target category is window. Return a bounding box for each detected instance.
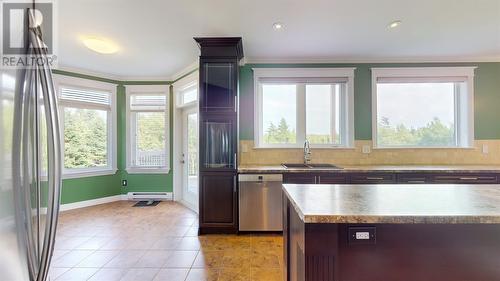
[372,67,475,148]
[55,76,117,178]
[126,85,170,173]
[254,68,355,148]
[174,72,198,107]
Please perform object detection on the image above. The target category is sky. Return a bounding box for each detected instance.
[377,83,455,128]
[262,82,457,135]
[262,84,340,135]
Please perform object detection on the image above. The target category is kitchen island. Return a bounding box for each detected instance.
[282,184,500,281]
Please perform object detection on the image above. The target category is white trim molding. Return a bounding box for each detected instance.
[59,195,125,212]
[53,74,118,179]
[125,85,171,174]
[244,57,500,64]
[371,66,476,149]
[253,67,355,149]
[173,70,199,108]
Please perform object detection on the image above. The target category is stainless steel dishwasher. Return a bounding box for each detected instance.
[239,174,283,231]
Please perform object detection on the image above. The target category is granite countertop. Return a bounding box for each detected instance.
[282,184,500,224]
[238,165,500,173]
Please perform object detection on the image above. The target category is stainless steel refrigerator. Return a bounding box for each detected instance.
[0,7,62,281]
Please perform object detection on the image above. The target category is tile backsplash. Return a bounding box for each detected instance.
[239,140,500,165]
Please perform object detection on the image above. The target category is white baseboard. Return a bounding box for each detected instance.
[60,195,126,212]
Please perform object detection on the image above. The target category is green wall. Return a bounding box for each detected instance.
[239,62,500,140]
[53,62,500,204]
[52,70,173,204]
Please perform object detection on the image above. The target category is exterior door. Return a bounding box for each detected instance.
[182,107,199,211]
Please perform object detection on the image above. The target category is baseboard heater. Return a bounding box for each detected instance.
[127,192,173,201]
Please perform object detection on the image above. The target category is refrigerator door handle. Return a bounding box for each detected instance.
[28,11,62,281]
[23,66,39,280]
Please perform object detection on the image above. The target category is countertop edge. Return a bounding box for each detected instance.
[282,184,500,224]
[239,165,500,174]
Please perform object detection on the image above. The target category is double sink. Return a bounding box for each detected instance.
[282,163,343,169]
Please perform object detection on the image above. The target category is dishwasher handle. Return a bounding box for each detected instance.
[238,174,283,182]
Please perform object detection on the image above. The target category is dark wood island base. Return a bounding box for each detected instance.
[282,184,500,281]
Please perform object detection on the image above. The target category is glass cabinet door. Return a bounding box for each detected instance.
[201,61,236,112]
[202,119,235,169]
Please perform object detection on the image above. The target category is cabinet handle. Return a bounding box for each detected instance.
[366,177,384,180]
[316,176,319,184]
[459,177,478,180]
[407,180,426,183]
[233,175,237,193]
[234,96,237,112]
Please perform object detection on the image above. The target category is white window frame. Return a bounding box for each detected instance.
[371,67,476,149]
[126,85,170,174]
[253,68,355,149]
[174,71,198,108]
[54,75,117,179]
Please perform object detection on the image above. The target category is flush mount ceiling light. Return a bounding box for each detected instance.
[82,37,119,54]
[272,22,284,31]
[387,20,402,29]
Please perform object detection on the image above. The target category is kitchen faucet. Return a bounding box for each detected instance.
[303,139,311,164]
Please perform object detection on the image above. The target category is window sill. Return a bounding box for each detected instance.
[372,146,476,150]
[62,169,118,179]
[126,168,171,174]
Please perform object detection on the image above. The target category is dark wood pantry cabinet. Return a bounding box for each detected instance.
[195,37,243,234]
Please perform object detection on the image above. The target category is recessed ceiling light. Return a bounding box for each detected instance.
[387,20,402,29]
[272,22,284,31]
[82,37,119,54]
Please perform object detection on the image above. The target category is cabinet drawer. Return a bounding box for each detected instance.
[317,174,348,184]
[397,174,430,184]
[430,174,499,184]
[283,174,316,184]
[350,173,396,184]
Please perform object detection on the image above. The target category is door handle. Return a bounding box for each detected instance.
[29,15,62,281]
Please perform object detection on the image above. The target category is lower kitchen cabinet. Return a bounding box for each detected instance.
[283,174,316,184]
[430,173,499,184]
[317,174,348,184]
[199,172,237,234]
[397,173,430,184]
[280,171,500,185]
[350,173,396,184]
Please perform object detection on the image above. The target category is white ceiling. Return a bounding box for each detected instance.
[57,0,500,79]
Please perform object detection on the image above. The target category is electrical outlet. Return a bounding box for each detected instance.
[356,232,370,240]
[482,144,489,154]
[122,180,127,186]
[362,145,371,154]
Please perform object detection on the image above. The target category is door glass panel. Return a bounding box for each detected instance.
[203,63,233,109]
[187,113,198,194]
[204,121,233,169]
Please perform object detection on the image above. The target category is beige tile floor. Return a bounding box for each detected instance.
[50,201,283,281]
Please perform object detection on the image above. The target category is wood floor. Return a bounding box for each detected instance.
[50,201,283,281]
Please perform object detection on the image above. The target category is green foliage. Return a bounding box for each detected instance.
[378,117,455,146]
[64,108,107,168]
[136,112,165,151]
[264,117,296,143]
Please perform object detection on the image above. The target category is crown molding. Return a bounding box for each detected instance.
[55,65,123,81]
[169,59,199,81]
[243,56,500,65]
[55,65,171,83]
